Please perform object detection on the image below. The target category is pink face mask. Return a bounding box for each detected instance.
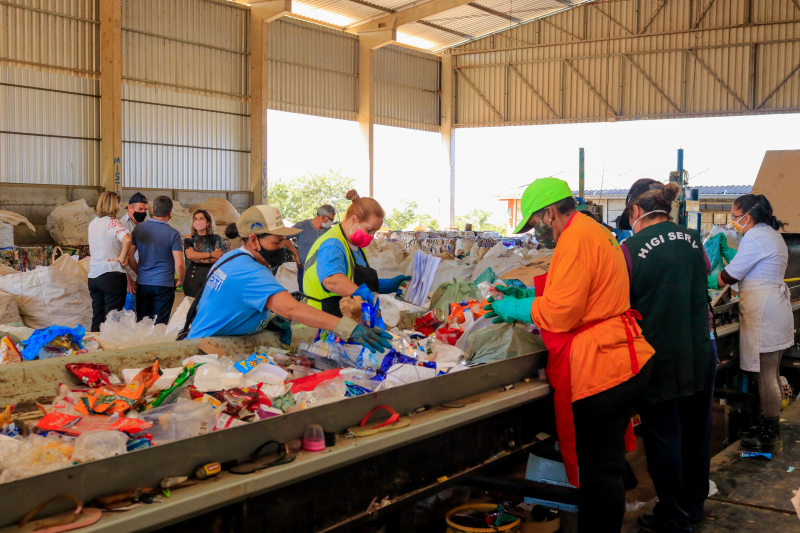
[193,221,207,231]
[350,220,374,248]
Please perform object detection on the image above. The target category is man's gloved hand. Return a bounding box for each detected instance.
[482,296,535,324]
[352,283,375,304]
[496,285,537,300]
[349,324,393,353]
[378,275,411,294]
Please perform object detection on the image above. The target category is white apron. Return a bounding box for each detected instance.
[738,278,794,372]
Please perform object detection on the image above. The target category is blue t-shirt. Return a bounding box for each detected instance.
[131,219,183,287]
[187,249,287,339]
[316,239,367,291]
[294,219,329,264]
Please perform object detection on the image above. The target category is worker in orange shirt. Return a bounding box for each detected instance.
[484,178,654,533]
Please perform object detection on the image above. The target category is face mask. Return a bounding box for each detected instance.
[350,221,374,248]
[258,245,286,267]
[630,210,668,234]
[731,214,747,234]
[321,218,334,229]
[193,221,207,232]
[534,220,555,249]
[132,211,147,223]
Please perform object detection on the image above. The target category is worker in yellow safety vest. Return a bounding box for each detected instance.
[303,190,409,317]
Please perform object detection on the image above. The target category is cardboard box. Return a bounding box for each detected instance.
[499,256,553,287]
[752,150,800,233]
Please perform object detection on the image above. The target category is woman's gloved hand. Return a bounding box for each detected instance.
[378,275,411,294]
[482,296,535,324]
[348,324,393,353]
[352,283,376,304]
[496,285,537,300]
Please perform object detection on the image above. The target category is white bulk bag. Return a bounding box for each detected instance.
[0,267,93,329]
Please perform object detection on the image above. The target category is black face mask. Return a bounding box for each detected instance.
[132,211,147,223]
[258,246,285,268]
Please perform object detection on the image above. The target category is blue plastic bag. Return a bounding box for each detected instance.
[21,325,85,361]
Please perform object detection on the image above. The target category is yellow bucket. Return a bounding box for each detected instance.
[445,503,522,533]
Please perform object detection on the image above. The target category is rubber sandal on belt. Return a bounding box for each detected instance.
[347,405,411,437]
[18,494,101,533]
[230,441,297,475]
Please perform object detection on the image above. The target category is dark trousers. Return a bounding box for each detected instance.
[88,272,127,332]
[638,340,718,532]
[296,264,304,294]
[135,284,175,325]
[573,361,653,533]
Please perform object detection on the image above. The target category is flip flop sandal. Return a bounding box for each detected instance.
[229,441,297,475]
[18,494,102,533]
[346,405,411,437]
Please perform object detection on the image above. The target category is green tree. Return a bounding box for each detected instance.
[385,199,419,231]
[455,209,506,234]
[267,170,354,223]
[415,214,440,231]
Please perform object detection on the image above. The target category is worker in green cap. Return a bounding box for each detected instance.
[484,177,655,533]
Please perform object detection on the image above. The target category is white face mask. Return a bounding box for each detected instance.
[631,210,668,234]
[321,217,334,229]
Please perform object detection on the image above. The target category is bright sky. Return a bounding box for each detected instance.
[267,110,800,227]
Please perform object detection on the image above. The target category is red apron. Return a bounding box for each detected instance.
[532,217,642,488]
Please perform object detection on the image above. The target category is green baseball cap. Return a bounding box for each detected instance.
[513,177,574,234]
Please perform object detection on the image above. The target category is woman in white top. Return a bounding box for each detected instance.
[718,194,793,453]
[87,192,135,331]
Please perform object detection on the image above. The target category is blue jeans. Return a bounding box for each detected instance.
[135,284,175,325]
[296,264,304,294]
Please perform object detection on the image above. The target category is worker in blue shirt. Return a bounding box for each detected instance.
[182,205,391,354]
[303,190,409,316]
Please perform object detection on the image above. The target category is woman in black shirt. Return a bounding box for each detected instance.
[183,210,223,298]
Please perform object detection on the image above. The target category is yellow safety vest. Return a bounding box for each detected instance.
[302,224,369,310]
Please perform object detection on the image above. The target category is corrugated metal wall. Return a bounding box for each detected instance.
[375,44,441,132]
[0,0,100,185]
[121,0,250,192]
[453,0,800,127]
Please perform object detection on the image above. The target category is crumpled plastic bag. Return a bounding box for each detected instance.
[0,433,75,484]
[76,361,161,415]
[704,233,737,289]
[139,401,217,445]
[99,309,178,349]
[378,295,426,328]
[465,322,544,365]
[21,324,85,361]
[70,430,128,463]
[429,276,481,317]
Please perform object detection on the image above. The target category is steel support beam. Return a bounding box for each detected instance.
[562,58,617,116]
[541,17,583,41]
[692,0,717,29]
[508,64,559,118]
[756,60,800,110]
[100,0,123,195]
[359,31,397,198]
[687,49,749,109]
[250,0,292,205]
[441,54,456,229]
[468,2,521,24]
[591,4,632,35]
[622,54,681,113]
[458,69,505,121]
[639,0,668,35]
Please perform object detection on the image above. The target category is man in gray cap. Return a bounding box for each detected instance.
[120,192,149,311]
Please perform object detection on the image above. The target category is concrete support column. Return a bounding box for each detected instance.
[100,0,122,194]
[357,31,395,198]
[441,53,456,228]
[250,0,291,205]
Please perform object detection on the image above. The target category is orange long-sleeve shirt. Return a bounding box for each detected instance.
[530,213,654,402]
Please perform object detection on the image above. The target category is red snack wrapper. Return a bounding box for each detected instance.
[413,308,445,329]
[212,387,259,418]
[187,385,204,401]
[36,411,152,436]
[435,327,464,346]
[66,363,112,387]
[75,360,161,416]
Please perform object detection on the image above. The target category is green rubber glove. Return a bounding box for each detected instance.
[348,324,393,353]
[496,285,537,300]
[482,296,535,324]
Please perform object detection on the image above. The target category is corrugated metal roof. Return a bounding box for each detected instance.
[277,0,591,52]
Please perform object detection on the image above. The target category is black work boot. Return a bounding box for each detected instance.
[741,416,782,453]
[738,414,762,439]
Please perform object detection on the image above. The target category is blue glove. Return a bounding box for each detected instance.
[378,275,411,294]
[482,296,535,324]
[348,324,393,353]
[496,285,537,300]
[352,283,375,304]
